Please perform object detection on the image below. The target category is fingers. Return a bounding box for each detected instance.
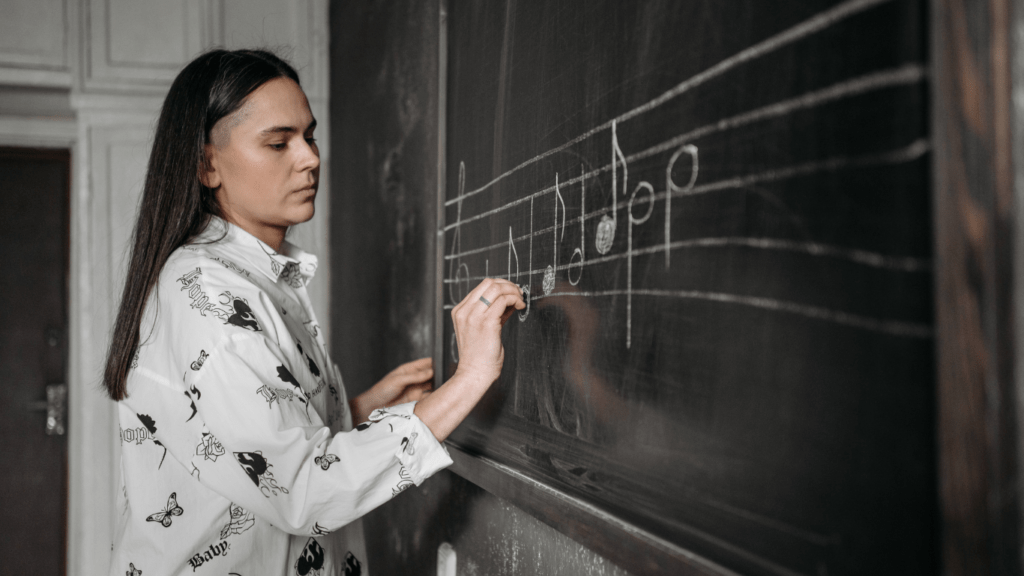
[385,358,433,387]
[452,278,521,313]
[490,293,524,325]
[393,357,432,375]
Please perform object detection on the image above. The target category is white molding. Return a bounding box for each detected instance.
[0,0,70,71]
[0,116,76,148]
[81,0,217,94]
[68,118,157,576]
[71,92,165,114]
[0,67,72,88]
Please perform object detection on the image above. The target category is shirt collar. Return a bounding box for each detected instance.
[193,216,319,286]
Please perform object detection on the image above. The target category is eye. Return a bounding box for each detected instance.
[305,137,317,146]
[270,142,287,150]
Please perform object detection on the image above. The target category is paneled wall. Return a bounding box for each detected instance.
[0,2,330,574]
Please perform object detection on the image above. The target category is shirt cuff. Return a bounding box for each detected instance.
[367,402,453,485]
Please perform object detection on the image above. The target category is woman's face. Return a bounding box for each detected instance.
[203,77,319,245]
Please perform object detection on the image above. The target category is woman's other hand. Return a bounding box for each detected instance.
[350,358,433,424]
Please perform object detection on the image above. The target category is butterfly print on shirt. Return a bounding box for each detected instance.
[344,552,362,576]
[311,522,330,536]
[234,451,289,497]
[314,454,339,470]
[220,503,255,539]
[126,562,142,576]
[146,492,183,528]
[295,538,325,576]
[136,414,168,468]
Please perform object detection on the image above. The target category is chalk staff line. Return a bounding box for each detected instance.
[441,65,926,233]
[443,139,930,271]
[443,0,895,207]
[444,287,930,339]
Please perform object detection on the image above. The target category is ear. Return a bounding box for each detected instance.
[199,144,221,189]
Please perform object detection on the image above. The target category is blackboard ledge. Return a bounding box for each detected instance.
[445,441,739,576]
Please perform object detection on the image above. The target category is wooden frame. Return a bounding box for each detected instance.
[933,0,1021,574]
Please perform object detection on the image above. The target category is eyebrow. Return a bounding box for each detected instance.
[259,118,317,137]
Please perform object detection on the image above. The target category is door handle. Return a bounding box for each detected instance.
[27,383,67,435]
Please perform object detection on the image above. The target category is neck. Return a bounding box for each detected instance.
[221,213,286,252]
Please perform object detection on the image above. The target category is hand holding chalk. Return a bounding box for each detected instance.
[449,277,525,384]
[414,277,525,442]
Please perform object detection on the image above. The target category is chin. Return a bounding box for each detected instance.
[287,200,316,225]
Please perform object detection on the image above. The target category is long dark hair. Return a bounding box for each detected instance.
[104,49,300,400]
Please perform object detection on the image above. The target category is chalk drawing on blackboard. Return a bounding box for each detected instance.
[441,66,924,235]
[665,145,698,268]
[442,0,931,343]
[444,137,931,340]
[626,181,656,349]
[442,0,896,210]
[568,165,586,286]
[543,174,568,295]
[507,227,519,285]
[447,162,467,306]
[596,121,626,255]
[518,284,531,322]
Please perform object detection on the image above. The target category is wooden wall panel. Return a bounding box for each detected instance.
[0,0,70,86]
[83,0,208,92]
[932,0,1020,574]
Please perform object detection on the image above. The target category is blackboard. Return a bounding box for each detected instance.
[436,0,934,574]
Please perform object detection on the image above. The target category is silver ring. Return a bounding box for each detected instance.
[479,296,492,307]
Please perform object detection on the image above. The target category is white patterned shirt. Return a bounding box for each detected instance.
[109,217,452,576]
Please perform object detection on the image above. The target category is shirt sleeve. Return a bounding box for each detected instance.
[139,330,452,536]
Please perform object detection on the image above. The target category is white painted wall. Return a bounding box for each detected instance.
[0,2,331,574]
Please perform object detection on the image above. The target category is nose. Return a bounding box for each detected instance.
[297,138,320,172]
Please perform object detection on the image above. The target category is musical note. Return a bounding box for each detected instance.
[520,196,534,322]
[508,226,519,284]
[543,174,567,295]
[595,120,626,255]
[665,145,698,268]
[568,164,586,286]
[627,181,656,348]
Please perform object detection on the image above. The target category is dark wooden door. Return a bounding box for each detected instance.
[0,147,70,575]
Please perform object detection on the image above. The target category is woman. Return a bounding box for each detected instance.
[105,49,523,576]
